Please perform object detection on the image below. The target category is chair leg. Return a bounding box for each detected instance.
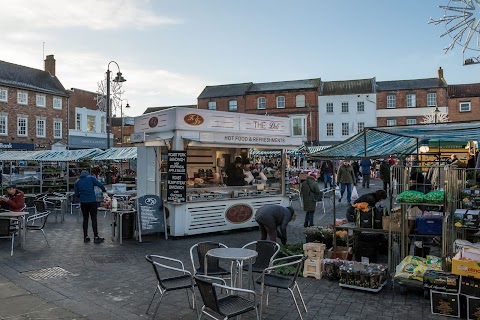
[11,232,15,256]
[152,291,165,319]
[295,282,308,312]
[145,286,158,314]
[41,229,50,248]
[289,288,304,320]
[198,306,205,320]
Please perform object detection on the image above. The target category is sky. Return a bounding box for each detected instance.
[2,0,480,117]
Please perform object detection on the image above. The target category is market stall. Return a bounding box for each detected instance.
[91,147,137,189]
[133,107,303,236]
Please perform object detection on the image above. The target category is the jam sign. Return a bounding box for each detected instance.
[225,204,253,224]
[184,114,204,126]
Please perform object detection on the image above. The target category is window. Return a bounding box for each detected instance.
[295,95,305,108]
[17,91,28,105]
[36,118,46,137]
[427,92,437,107]
[208,101,217,110]
[341,123,349,136]
[257,97,266,110]
[291,117,306,137]
[53,97,62,109]
[76,113,81,130]
[387,95,396,108]
[326,123,334,136]
[276,96,285,108]
[36,94,46,107]
[459,101,471,112]
[357,101,365,112]
[406,94,416,108]
[0,115,7,135]
[0,88,7,102]
[357,122,365,133]
[86,115,96,132]
[17,117,27,136]
[54,120,62,138]
[123,135,131,144]
[406,118,417,125]
[341,102,349,113]
[326,102,333,114]
[386,119,397,126]
[228,100,237,112]
[101,116,106,133]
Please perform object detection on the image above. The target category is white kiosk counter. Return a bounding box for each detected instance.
[133,107,302,236]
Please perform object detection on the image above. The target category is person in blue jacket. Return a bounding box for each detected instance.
[74,170,107,243]
[360,158,373,188]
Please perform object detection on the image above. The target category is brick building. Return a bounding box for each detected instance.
[0,55,69,150]
[447,83,480,123]
[376,68,448,126]
[197,79,320,144]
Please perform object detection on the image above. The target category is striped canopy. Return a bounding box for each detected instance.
[0,149,101,162]
[91,147,137,160]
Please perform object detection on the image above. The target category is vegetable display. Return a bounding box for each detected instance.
[396,190,426,203]
[423,190,445,204]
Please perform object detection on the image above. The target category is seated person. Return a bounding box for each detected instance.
[0,184,25,212]
[346,189,387,222]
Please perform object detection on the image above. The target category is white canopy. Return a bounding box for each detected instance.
[0,148,101,162]
[91,147,137,161]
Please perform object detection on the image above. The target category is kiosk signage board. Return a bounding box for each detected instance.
[137,194,167,240]
[167,151,187,202]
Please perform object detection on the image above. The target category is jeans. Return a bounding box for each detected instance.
[383,180,390,194]
[362,174,370,187]
[323,173,334,188]
[340,183,353,203]
[81,202,99,238]
[304,211,314,227]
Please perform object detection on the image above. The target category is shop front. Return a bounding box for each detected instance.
[0,142,34,151]
[68,135,113,150]
[133,107,302,236]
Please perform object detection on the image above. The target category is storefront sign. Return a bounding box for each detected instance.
[200,133,303,146]
[167,151,187,202]
[0,142,34,150]
[225,204,254,224]
[68,135,113,149]
[137,194,166,237]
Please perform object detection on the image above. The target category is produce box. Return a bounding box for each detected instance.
[467,295,480,320]
[430,290,460,318]
[461,276,480,297]
[327,246,352,260]
[452,249,480,279]
[465,210,480,229]
[454,209,468,228]
[416,215,443,235]
[423,270,459,293]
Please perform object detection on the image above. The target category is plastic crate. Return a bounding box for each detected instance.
[416,216,443,235]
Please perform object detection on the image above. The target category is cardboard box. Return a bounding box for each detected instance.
[112,183,127,193]
[423,270,459,294]
[452,249,480,280]
[327,246,352,260]
[467,295,480,320]
[461,276,480,297]
[430,290,460,318]
[465,210,480,229]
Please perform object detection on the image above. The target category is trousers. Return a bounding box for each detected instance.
[81,202,99,238]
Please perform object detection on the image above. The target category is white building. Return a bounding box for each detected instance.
[318,78,377,144]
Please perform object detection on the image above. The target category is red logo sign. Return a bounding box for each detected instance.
[184,114,204,126]
[149,117,159,128]
[225,204,253,224]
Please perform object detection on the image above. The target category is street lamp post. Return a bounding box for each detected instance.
[106,61,126,149]
[118,99,130,147]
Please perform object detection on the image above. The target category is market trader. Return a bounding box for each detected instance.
[225,156,245,186]
[74,170,107,243]
[255,204,296,245]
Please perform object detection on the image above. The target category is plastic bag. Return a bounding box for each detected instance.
[351,186,359,200]
[335,186,341,199]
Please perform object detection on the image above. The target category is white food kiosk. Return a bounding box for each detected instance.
[133,107,302,236]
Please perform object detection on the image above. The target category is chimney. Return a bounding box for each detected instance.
[44,54,56,76]
[438,66,444,80]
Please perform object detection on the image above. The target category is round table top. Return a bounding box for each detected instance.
[206,248,258,260]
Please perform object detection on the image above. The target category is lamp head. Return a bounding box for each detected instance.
[113,72,126,83]
[125,103,130,109]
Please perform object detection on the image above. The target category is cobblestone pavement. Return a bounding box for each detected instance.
[0,178,450,319]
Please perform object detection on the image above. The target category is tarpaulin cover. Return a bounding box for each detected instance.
[91,147,137,160]
[0,149,101,161]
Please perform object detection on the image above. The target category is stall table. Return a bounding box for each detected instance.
[111,208,137,244]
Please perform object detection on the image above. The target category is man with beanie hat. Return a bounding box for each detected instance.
[0,184,24,212]
[300,172,322,227]
[74,170,107,243]
[255,204,296,245]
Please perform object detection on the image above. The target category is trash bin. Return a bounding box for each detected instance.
[122,212,135,239]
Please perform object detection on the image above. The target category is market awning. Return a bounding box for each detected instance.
[0,151,46,161]
[32,149,101,162]
[375,121,480,141]
[91,147,137,161]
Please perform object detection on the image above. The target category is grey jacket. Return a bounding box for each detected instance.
[337,164,355,184]
[301,176,321,212]
[255,205,292,240]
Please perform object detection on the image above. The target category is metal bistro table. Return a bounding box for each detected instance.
[205,248,258,289]
[46,196,67,223]
[111,208,136,244]
[0,211,28,250]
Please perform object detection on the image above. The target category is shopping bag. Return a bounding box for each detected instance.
[351,186,359,200]
[335,186,341,199]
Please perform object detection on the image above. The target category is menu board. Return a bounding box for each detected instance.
[167,151,187,202]
[137,194,167,240]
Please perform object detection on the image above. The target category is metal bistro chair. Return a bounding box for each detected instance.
[256,254,308,320]
[288,188,303,208]
[0,217,19,256]
[241,240,280,289]
[190,242,231,278]
[69,194,81,221]
[145,255,197,319]
[27,200,51,247]
[195,275,259,320]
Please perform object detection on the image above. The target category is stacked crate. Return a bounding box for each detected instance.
[303,243,325,279]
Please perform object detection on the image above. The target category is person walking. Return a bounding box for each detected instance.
[320,160,334,189]
[254,204,296,245]
[379,159,391,195]
[74,170,107,243]
[301,172,322,228]
[337,161,356,204]
[360,158,372,188]
[352,161,360,184]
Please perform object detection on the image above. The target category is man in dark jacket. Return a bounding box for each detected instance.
[255,204,296,245]
[301,173,322,227]
[320,160,334,189]
[379,160,391,194]
[74,170,107,243]
[360,158,372,188]
[225,156,245,186]
[346,190,387,222]
[0,184,25,212]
